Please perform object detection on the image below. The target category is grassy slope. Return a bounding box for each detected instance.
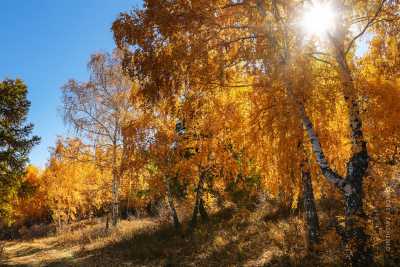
[0,201,361,267]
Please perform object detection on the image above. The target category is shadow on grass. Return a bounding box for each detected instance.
[68,208,239,266]
[49,205,320,267]
[2,203,328,267]
[263,205,293,223]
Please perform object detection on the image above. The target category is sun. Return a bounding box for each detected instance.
[300,1,336,38]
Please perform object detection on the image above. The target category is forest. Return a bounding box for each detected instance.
[1,0,400,266]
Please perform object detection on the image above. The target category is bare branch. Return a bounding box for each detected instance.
[345,0,387,56]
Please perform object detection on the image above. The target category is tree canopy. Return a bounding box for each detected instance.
[0,79,40,224]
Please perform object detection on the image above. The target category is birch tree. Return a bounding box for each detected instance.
[61,51,132,227]
[112,0,400,263]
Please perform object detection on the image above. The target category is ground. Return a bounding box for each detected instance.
[0,202,345,267]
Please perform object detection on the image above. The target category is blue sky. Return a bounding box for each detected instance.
[0,0,141,168]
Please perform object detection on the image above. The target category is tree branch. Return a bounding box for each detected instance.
[344,0,387,56]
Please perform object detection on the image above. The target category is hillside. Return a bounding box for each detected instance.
[2,199,392,267]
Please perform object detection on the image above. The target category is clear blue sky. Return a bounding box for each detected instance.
[0,0,141,168]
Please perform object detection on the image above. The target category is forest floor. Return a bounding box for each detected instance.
[0,201,342,267]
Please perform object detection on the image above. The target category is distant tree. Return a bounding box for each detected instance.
[43,138,111,227]
[13,165,49,226]
[0,79,40,225]
[61,51,132,227]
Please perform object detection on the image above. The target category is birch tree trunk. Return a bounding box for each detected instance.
[301,150,320,249]
[334,47,371,266]
[297,93,371,265]
[261,2,370,264]
[111,137,120,227]
[189,170,207,231]
[111,168,120,227]
[126,180,132,217]
[165,177,181,231]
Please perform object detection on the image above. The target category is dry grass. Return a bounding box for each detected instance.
[0,218,158,266]
[0,240,5,257]
[0,205,331,266]
[1,200,396,266]
[0,203,290,266]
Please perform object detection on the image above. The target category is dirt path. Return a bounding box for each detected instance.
[0,219,159,266]
[1,237,81,266]
[1,239,76,266]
